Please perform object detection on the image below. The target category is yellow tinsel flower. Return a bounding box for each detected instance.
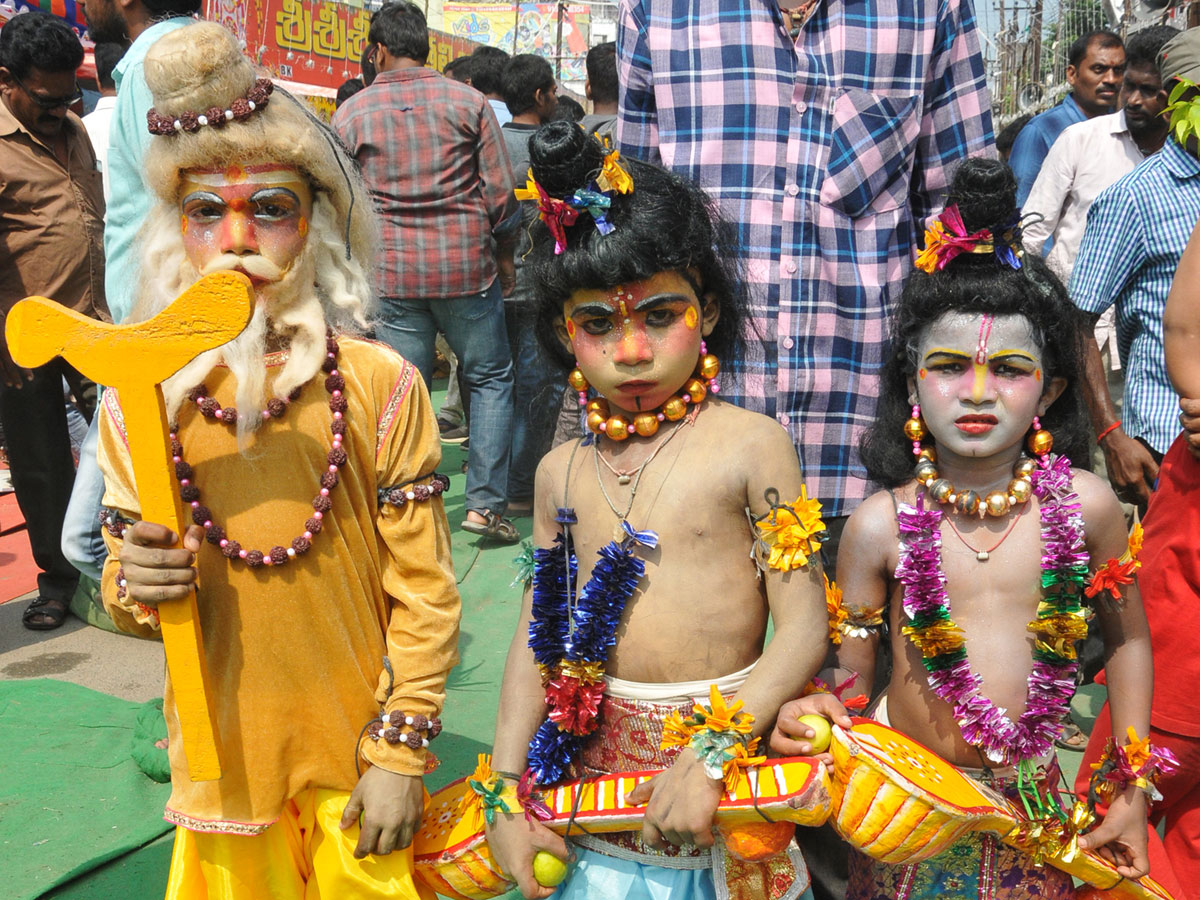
[825,575,847,645]
[914,221,949,274]
[559,660,605,685]
[597,149,633,195]
[1123,522,1144,566]
[695,684,754,734]
[1027,613,1088,658]
[721,739,766,793]
[901,620,965,658]
[756,489,827,572]
[660,709,695,750]
[513,171,541,203]
[458,753,497,826]
[1009,805,1088,866]
[1122,726,1153,774]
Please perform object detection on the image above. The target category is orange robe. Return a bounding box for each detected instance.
[97,337,460,834]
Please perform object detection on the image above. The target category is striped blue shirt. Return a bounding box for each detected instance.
[616,0,994,516]
[1070,137,1200,454]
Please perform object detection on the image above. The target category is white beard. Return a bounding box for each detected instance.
[135,196,373,450]
[154,241,329,448]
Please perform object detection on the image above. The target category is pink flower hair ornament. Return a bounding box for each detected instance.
[515,174,579,255]
[914,203,1027,275]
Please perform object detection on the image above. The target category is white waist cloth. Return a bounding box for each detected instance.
[603,660,757,704]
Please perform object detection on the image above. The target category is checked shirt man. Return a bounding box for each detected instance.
[616,0,994,527]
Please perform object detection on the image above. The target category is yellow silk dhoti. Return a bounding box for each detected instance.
[164,788,432,900]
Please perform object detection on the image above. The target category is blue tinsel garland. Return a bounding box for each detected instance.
[526,516,655,784]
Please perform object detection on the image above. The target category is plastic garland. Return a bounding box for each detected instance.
[751,487,827,573]
[896,454,1087,766]
[660,685,765,792]
[1089,727,1180,807]
[525,519,655,785]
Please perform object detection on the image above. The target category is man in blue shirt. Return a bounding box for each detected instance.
[1070,28,1200,513]
[1010,29,1125,206]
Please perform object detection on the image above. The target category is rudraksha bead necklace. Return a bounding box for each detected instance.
[170,333,347,569]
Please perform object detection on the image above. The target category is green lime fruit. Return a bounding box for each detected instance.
[532,850,569,887]
[796,713,833,754]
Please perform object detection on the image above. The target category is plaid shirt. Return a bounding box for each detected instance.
[617,0,994,516]
[1070,137,1200,455]
[333,67,517,299]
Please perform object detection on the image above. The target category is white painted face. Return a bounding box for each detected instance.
[911,312,1061,461]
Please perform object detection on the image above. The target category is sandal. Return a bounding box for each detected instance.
[22,595,70,631]
[461,510,520,544]
[1054,714,1089,751]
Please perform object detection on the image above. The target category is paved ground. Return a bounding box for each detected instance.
[0,590,165,703]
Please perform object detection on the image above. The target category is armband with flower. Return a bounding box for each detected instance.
[824,575,884,641]
[750,487,827,574]
[1085,523,1143,606]
[1088,727,1179,809]
[459,755,520,828]
[660,685,765,791]
[460,755,553,828]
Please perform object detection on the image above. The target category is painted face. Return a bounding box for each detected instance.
[179,165,313,290]
[561,271,716,415]
[913,312,1050,461]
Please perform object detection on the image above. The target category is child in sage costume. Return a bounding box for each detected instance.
[773,158,1160,900]
[482,121,831,900]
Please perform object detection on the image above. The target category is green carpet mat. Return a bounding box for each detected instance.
[0,679,173,900]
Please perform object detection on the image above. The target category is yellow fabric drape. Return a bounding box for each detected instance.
[164,788,433,900]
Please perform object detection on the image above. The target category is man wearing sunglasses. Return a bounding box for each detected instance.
[0,11,109,630]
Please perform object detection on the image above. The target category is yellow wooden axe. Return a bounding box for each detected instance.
[5,272,255,781]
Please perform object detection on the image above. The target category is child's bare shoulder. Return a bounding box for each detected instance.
[842,489,902,562]
[706,402,798,460]
[1070,467,1123,521]
[1069,466,1129,552]
[536,438,579,485]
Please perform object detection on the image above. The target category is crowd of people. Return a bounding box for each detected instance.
[2,1,1200,899]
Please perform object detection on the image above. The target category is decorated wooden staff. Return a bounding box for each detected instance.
[830,720,1174,900]
[5,272,254,782]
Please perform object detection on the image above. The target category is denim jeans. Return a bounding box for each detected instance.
[375,281,513,515]
[504,301,560,501]
[61,409,108,582]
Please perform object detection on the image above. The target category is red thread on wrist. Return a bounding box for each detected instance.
[1097,421,1122,443]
